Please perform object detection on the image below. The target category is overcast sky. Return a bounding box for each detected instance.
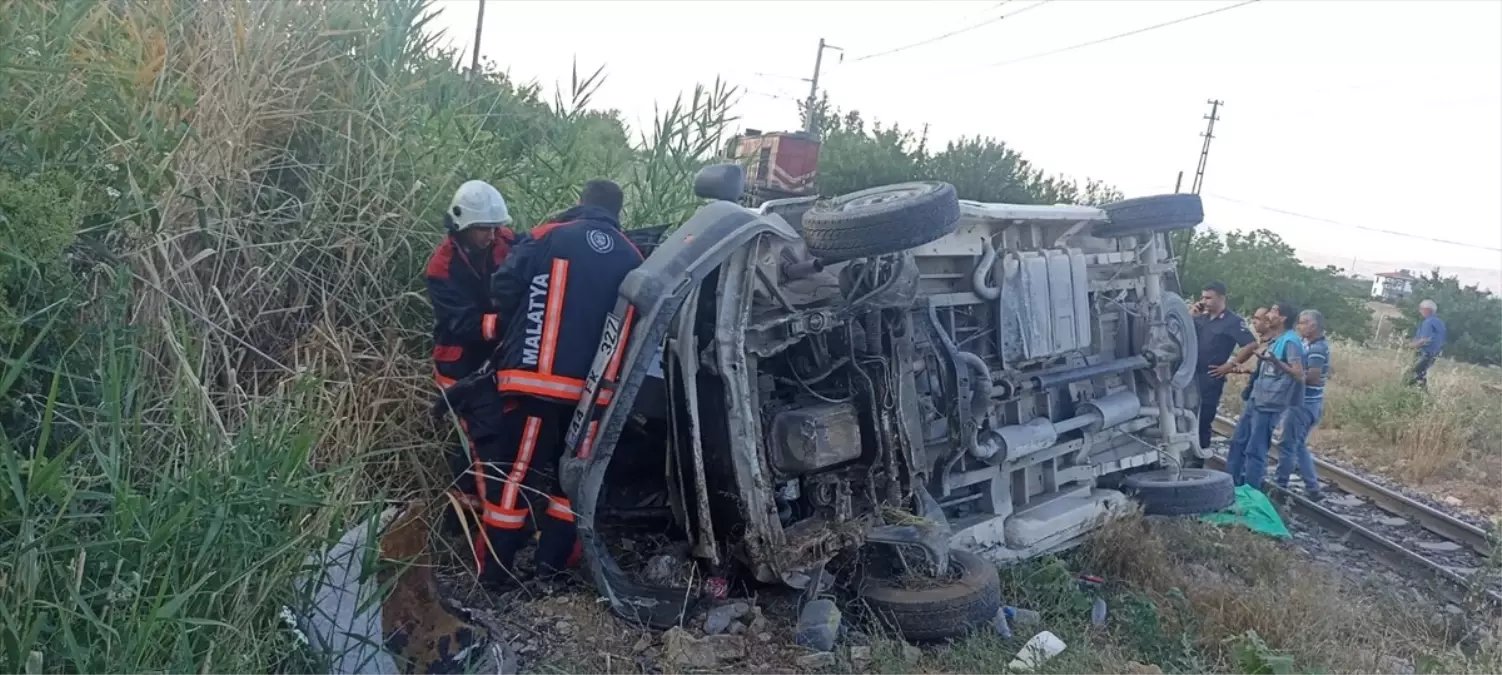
[431,0,1502,285]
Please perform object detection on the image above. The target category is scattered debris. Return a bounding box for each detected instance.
[1125,661,1165,674]
[1090,596,1108,628]
[642,554,685,587]
[1375,516,1410,527]
[993,608,1013,638]
[662,626,746,668]
[297,505,512,675]
[901,642,922,666]
[704,602,751,635]
[794,599,841,652]
[1004,606,1042,628]
[748,605,768,634]
[1326,494,1366,508]
[796,651,837,670]
[1008,631,1066,673]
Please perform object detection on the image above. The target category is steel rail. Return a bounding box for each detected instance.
[1211,414,1493,557]
[1206,416,1502,612]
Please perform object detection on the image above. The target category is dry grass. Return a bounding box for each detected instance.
[1,0,734,671]
[1219,340,1502,519]
[1074,510,1502,674]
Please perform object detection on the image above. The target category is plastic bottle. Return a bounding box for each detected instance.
[993,608,1014,638]
[1003,606,1042,627]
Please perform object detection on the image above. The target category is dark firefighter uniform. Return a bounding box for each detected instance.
[424,180,517,572]
[478,203,644,581]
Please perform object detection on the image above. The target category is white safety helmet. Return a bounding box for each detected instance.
[447,180,512,232]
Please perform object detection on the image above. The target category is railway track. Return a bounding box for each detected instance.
[1207,415,1502,612]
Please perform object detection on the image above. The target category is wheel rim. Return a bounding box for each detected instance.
[1137,469,1205,485]
[841,184,933,211]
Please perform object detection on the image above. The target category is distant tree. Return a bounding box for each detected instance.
[802,94,1122,206]
[1392,271,1501,366]
[1177,229,1373,342]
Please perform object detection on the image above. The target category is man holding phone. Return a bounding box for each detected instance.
[1226,302,1305,490]
[1189,281,1256,451]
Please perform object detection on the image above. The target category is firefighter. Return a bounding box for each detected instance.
[480,179,643,584]
[424,180,517,533]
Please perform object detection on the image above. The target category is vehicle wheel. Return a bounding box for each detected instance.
[1122,468,1235,516]
[856,549,1001,642]
[1161,291,1198,391]
[1092,194,1204,238]
[802,182,960,261]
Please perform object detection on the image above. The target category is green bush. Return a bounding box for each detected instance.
[1176,229,1373,342]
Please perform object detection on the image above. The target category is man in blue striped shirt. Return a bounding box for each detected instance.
[1276,309,1330,500]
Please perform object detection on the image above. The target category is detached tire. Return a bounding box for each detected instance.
[1123,468,1235,516]
[1093,193,1204,238]
[858,549,1001,643]
[803,182,960,261]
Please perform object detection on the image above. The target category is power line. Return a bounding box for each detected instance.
[1203,193,1502,252]
[975,0,1261,71]
[846,0,1055,64]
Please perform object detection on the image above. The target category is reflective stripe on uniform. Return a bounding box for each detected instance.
[482,313,499,341]
[539,258,569,374]
[544,496,575,523]
[482,504,528,529]
[496,370,585,401]
[500,416,542,510]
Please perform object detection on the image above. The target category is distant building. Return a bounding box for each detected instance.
[1371,269,1417,302]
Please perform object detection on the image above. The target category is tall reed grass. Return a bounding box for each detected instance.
[0,0,735,670]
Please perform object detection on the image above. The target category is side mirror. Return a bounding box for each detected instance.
[693,163,745,202]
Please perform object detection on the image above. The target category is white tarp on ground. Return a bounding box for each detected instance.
[293,504,515,675]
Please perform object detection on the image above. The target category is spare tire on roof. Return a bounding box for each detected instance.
[802,182,961,261]
[1093,193,1204,238]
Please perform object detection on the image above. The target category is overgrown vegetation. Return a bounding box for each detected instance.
[0,1,1124,672]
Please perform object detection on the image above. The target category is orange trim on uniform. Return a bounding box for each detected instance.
[435,372,459,389]
[597,388,613,406]
[481,313,499,341]
[425,237,456,280]
[496,370,585,401]
[433,345,464,362]
[500,416,543,511]
[538,258,569,374]
[482,503,528,530]
[545,496,575,523]
[577,420,600,460]
[604,306,636,380]
[530,220,566,240]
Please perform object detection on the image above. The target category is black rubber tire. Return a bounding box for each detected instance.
[802,182,960,261]
[857,549,1001,643]
[1093,193,1204,238]
[1123,468,1236,516]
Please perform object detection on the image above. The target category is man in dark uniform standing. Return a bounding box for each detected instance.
[479,179,644,586]
[1190,281,1256,451]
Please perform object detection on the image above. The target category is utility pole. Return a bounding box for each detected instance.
[468,0,486,81]
[804,38,843,135]
[1190,99,1223,195]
